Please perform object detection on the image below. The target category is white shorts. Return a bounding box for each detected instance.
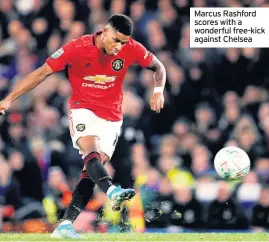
[68,108,122,159]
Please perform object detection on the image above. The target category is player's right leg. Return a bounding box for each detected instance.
[67,109,134,207]
[51,109,134,238]
[77,136,135,211]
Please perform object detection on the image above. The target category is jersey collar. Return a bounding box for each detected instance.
[93,31,102,46]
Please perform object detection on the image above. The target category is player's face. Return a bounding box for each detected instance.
[103,27,130,56]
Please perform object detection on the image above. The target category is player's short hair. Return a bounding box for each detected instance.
[108,14,133,36]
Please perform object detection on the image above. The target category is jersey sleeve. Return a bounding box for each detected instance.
[133,42,153,68]
[46,41,75,72]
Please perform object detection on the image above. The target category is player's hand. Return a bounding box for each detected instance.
[150,92,164,113]
[0,99,11,115]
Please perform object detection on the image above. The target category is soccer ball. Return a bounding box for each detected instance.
[214,146,250,179]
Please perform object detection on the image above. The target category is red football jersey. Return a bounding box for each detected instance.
[46,32,153,121]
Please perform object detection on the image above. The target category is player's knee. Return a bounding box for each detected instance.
[80,170,89,179]
[77,136,100,158]
[101,153,110,165]
[82,152,108,169]
[82,150,98,159]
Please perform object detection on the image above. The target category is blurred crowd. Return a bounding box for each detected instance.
[0,0,269,232]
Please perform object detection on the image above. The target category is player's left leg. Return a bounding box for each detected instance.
[59,152,109,224]
[51,152,111,239]
[52,109,134,238]
[51,169,93,239]
[52,110,110,239]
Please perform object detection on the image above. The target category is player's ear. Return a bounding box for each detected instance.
[103,27,108,35]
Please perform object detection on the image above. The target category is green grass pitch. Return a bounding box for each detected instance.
[0,233,268,241]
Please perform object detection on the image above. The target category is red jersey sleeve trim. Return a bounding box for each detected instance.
[142,51,153,68]
[133,40,153,68]
[46,58,60,72]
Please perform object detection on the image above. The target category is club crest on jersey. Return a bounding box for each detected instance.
[51,48,64,59]
[112,59,124,71]
[83,75,116,84]
[76,124,85,132]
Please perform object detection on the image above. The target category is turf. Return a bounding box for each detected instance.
[0,233,268,241]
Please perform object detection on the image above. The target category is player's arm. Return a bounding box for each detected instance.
[0,39,75,115]
[133,41,166,113]
[147,55,166,89]
[0,63,54,115]
[147,55,166,113]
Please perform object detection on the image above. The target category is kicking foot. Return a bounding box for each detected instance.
[108,186,136,211]
[51,220,85,239]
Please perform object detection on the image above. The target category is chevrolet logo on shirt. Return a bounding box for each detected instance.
[83,75,116,84]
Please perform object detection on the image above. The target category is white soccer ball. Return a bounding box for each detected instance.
[214,146,250,179]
